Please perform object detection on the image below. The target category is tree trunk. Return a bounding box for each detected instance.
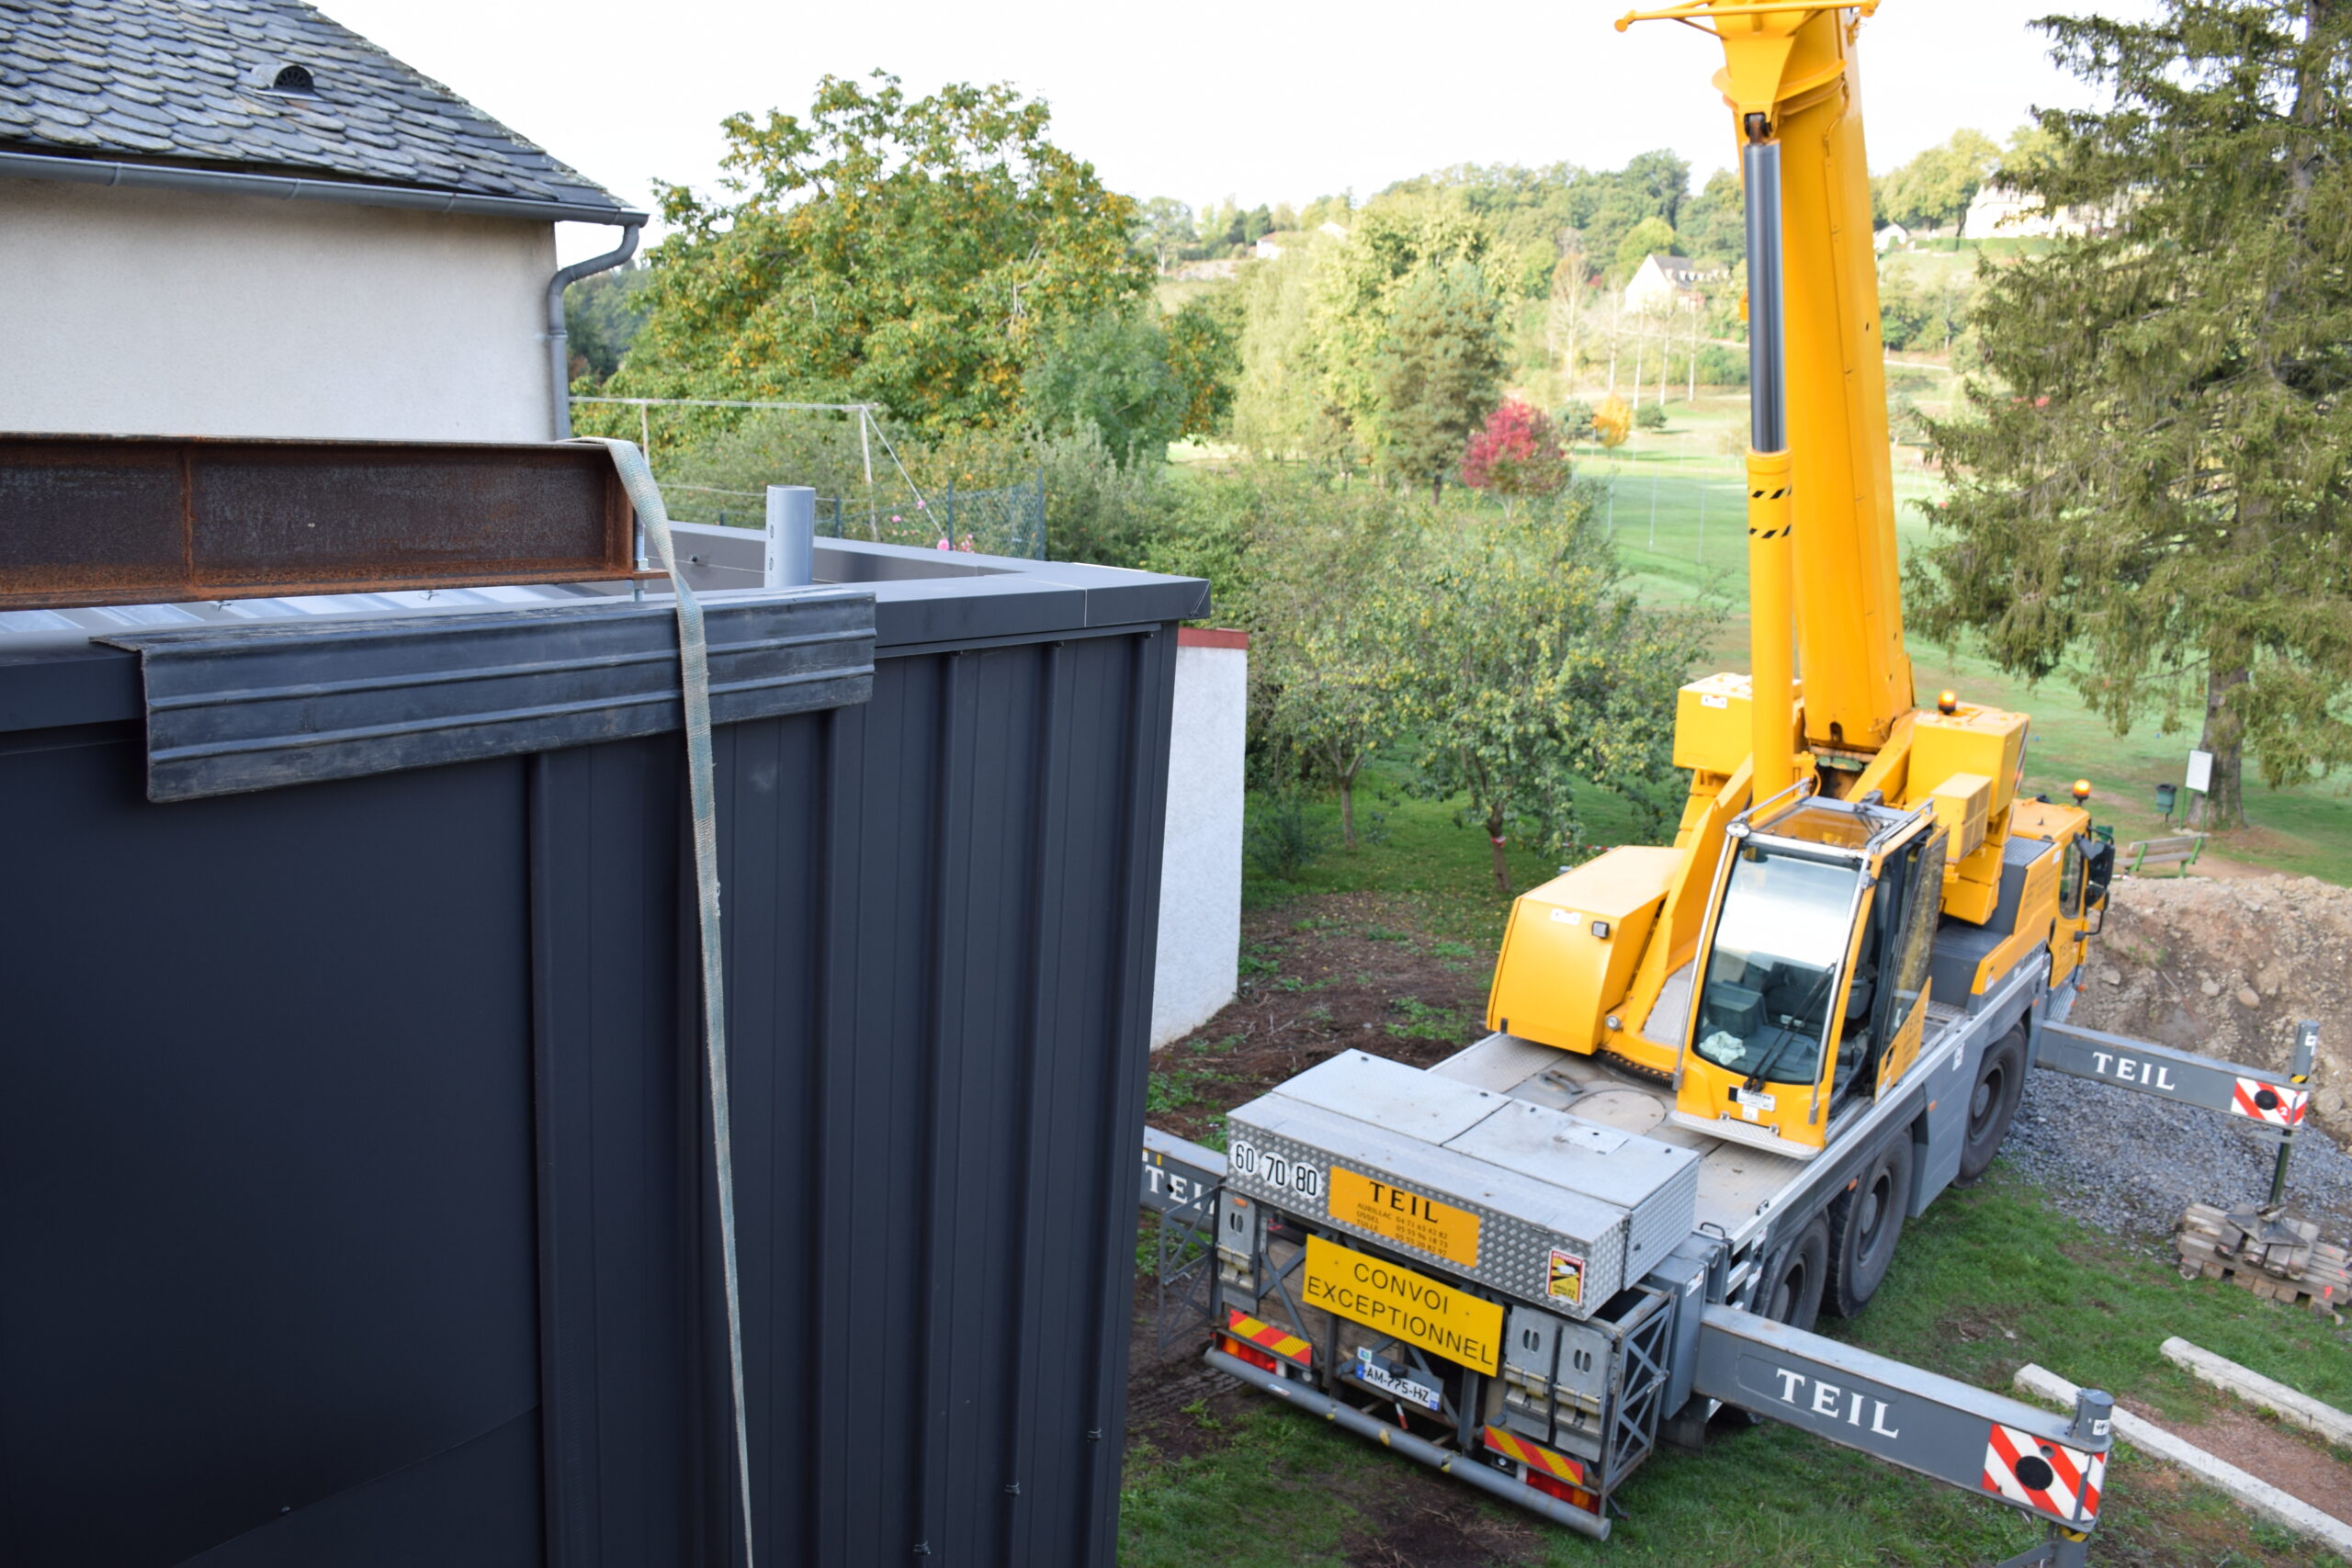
[1338,758,1359,850]
[2187,663,2249,831]
[1487,804,1510,895]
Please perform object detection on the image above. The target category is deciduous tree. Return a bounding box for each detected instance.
[601,73,1147,437]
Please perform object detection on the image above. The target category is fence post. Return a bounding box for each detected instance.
[947,480,956,547]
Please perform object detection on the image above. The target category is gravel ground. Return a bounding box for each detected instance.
[2005,1067,2352,1247]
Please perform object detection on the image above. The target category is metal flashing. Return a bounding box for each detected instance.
[101,589,876,800]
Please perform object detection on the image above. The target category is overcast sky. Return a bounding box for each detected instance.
[321,1,2156,262]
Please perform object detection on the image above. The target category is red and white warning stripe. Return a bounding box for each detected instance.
[2231,1077,2309,1127]
[1983,1423,2101,1524]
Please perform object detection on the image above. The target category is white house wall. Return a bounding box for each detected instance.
[1,177,556,442]
[1151,630,1247,1048]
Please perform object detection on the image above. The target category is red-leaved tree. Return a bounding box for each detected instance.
[1460,400,1571,499]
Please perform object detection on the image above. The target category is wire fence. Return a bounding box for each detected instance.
[570,396,1048,560]
[660,476,1046,559]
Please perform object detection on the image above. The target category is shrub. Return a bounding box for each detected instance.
[1460,400,1572,497]
[1245,790,1334,882]
[1634,401,1668,431]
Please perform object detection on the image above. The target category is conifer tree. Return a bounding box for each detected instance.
[1372,262,1505,500]
[1914,1,2352,828]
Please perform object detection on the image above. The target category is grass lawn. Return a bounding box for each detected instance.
[1125,1167,2348,1567]
[1130,782,2352,1568]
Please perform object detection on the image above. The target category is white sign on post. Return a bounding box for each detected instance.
[2186,750,2214,794]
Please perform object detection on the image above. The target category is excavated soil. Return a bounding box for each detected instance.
[2075,873,2352,1132]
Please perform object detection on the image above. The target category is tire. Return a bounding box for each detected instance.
[1957,1029,2027,1183]
[1758,1214,1830,1334]
[1825,1134,1913,1318]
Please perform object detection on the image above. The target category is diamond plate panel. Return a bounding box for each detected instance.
[1226,1100,1631,1318]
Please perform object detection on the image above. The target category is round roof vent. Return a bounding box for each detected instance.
[244,61,319,97]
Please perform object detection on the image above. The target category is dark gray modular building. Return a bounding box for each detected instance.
[0,519,1204,1567]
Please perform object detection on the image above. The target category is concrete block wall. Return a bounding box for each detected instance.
[1151,628,1247,1047]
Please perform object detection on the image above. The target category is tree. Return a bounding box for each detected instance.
[1877,129,2000,230]
[1021,310,1185,463]
[1372,261,1506,498]
[1592,395,1634,447]
[1247,489,1419,847]
[1164,288,1245,439]
[1612,216,1679,283]
[1461,400,1572,499]
[1913,1,2352,829]
[562,261,652,385]
[601,73,1147,437]
[1680,169,1746,265]
[1401,502,1702,890]
[1134,197,1196,273]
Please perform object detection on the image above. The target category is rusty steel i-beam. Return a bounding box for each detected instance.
[0,434,639,610]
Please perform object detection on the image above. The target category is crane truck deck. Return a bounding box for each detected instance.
[1137,5,2325,1563]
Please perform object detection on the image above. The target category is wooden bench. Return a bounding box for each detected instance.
[2122,832,2206,877]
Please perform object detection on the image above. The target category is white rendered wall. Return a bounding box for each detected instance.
[1152,633,1247,1048]
[0,177,556,441]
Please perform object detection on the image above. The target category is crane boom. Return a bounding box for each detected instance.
[1489,2,2113,1153]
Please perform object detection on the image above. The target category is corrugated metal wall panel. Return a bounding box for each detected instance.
[0,553,1191,1568]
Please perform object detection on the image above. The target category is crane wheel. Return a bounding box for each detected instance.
[1758,1214,1829,1335]
[1956,1028,2028,1184]
[1825,1133,1913,1318]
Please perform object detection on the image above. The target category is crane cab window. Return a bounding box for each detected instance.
[2059,838,2086,919]
[1691,846,1860,1086]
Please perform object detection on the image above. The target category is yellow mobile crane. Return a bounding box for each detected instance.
[1152,4,2321,1556]
[1488,0,2107,1157]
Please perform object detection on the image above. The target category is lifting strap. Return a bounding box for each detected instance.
[585,438,757,1568]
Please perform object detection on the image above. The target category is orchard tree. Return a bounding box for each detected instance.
[1914,0,2352,829]
[1372,261,1506,498]
[1248,493,1419,847]
[600,73,1147,437]
[1401,502,1702,891]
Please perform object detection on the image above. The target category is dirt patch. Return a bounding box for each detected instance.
[1145,891,1495,1145]
[2079,873,2352,1134]
[2119,1395,2352,1527]
[1334,1485,1545,1568]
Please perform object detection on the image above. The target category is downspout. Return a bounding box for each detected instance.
[547,221,642,439]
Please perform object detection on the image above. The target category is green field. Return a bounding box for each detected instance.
[1571,399,2352,884]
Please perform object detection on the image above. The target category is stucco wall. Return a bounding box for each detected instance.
[0,177,556,441]
[1152,630,1247,1048]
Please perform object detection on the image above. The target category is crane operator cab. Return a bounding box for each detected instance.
[1669,791,1946,1157]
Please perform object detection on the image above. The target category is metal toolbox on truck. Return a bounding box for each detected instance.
[1223,1052,1700,1319]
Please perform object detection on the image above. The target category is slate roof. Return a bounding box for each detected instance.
[0,0,630,215]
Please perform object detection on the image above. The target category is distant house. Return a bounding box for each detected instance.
[0,0,643,442]
[1961,180,2115,242]
[1873,220,1912,253]
[1623,252,1714,313]
[1254,222,1350,262]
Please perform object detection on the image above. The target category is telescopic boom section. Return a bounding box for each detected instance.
[1626,1,1915,760]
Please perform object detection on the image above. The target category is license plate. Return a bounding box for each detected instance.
[1353,1347,1442,1410]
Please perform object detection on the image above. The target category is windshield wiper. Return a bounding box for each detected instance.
[1745,967,1838,1090]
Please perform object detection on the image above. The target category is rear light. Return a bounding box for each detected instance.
[1219,1336,1280,1374]
[1526,1470,1600,1512]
